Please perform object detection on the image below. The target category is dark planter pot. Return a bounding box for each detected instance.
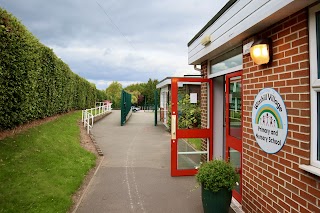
[201,185,232,213]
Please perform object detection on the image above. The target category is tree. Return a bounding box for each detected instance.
[106,81,122,108]
[128,90,141,105]
[124,79,159,106]
[96,89,107,102]
[138,94,145,105]
[124,83,144,105]
[142,78,159,105]
[125,83,144,92]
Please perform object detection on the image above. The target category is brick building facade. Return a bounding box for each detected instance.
[189,1,320,212]
[241,9,319,213]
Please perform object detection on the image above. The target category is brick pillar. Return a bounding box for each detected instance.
[200,61,208,162]
[160,107,164,122]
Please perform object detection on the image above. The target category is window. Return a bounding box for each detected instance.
[310,4,320,169]
[211,54,242,74]
[209,46,243,78]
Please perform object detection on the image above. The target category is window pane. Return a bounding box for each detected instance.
[177,82,204,129]
[316,11,320,78]
[317,93,320,161]
[211,54,242,74]
[177,138,207,170]
[229,76,242,139]
[310,5,320,167]
[317,12,320,161]
[229,148,241,194]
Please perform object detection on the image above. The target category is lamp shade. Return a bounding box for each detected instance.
[201,35,211,46]
[250,39,270,65]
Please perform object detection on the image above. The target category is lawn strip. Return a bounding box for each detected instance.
[0,111,96,213]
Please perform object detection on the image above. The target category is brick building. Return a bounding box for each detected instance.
[187,0,320,212]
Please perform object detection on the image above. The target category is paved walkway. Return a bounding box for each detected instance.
[76,110,203,213]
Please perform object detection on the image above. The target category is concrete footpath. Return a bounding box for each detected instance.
[75,110,203,213]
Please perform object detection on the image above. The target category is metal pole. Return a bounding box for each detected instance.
[154,90,158,126]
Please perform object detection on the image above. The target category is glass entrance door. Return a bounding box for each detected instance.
[170,77,213,176]
[226,71,242,202]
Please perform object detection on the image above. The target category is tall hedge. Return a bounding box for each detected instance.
[0,8,107,130]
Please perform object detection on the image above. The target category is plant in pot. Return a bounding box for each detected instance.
[196,159,239,213]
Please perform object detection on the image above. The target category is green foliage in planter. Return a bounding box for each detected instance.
[196,159,239,192]
[0,8,107,130]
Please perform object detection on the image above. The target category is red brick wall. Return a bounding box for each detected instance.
[201,61,208,159]
[160,107,164,122]
[242,9,320,213]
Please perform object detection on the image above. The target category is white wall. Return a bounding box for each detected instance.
[213,75,225,159]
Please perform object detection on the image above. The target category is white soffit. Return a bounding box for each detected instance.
[156,79,171,89]
[188,0,317,65]
[156,79,202,89]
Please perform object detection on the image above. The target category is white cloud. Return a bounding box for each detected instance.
[214,62,228,71]
[1,0,229,87]
[230,61,238,66]
[50,41,195,78]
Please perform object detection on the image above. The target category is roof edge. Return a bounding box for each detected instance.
[187,0,237,47]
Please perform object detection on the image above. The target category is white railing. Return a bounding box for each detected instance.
[82,103,112,134]
[82,111,94,134]
[95,102,112,111]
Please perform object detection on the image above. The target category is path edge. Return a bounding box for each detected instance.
[71,155,105,213]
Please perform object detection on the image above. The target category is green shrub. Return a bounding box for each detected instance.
[178,94,201,129]
[196,159,239,192]
[167,105,171,130]
[0,8,107,130]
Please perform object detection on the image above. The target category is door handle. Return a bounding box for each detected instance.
[171,115,176,140]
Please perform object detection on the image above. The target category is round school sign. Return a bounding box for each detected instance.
[252,88,288,154]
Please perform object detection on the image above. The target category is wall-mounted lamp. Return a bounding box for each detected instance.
[250,38,271,65]
[201,35,211,46]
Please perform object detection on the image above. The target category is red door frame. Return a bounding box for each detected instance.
[225,71,243,202]
[171,77,213,176]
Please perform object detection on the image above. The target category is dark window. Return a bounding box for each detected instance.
[318,93,320,160]
[317,11,320,160]
[316,11,320,78]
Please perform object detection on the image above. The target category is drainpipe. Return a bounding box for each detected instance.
[194,65,201,72]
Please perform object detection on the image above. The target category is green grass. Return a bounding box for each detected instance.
[0,111,96,213]
[187,138,202,150]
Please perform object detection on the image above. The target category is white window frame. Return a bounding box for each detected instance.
[208,64,243,79]
[301,4,320,175]
[310,4,320,168]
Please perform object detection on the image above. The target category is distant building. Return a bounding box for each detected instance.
[156,77,201,128]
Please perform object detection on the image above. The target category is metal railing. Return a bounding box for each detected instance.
[120,90,132,126]
[82,103,112,134]
[82,111,94,134]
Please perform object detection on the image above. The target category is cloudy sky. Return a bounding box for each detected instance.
[1,0,228,90]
